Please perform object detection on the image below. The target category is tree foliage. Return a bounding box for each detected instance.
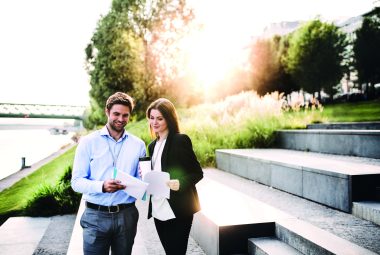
[249,38,281,95]
[249,36,297,95]
[353,7,380,97]
[284,20,347,99]
[84,0,195,127]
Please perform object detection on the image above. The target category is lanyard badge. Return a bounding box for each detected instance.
[113,166,118,179]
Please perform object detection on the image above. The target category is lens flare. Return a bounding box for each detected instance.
[150,0,269,99]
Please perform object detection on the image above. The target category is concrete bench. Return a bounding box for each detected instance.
[216,149,380,212]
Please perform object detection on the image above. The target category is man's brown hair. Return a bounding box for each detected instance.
[105,92,134,112]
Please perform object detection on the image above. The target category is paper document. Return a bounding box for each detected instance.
[143,171,170,199]
[115,170,148,199]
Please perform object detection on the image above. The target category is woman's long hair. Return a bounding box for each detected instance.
[146,98,180,139]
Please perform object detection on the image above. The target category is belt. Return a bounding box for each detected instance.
[86,201,135,213]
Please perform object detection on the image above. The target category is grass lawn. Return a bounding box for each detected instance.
[0,146,76,220]
[321,100,380,122]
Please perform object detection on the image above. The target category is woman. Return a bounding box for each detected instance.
[146,98,203,255]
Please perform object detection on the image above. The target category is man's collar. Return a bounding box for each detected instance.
[100,126,128,141]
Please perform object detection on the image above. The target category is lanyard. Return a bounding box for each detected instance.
[107,136,125,178]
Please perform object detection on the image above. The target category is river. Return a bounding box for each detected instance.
[0,118,79,180]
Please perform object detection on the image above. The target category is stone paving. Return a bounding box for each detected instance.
[33,214,76,255]
[32,199,205,255]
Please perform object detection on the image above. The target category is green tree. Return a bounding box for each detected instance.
[276,35,299,95]
[285,20,347,100]
[353,7,380,98]
[84,0,195,127]
[85,1,146,119]
[249,35,297,96]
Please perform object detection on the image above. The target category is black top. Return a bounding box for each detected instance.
[147,132,203,219]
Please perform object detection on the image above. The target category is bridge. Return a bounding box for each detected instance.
[0,103,86,120]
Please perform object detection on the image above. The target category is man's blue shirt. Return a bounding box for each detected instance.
[71,126,146,206]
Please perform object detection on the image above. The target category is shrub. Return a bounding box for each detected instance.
[24,184,61,216]
[24,165,81,216]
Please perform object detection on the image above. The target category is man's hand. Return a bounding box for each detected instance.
[103,179,126,193]
[167,179,180,191]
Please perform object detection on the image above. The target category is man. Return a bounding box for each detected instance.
[71,92,146,255]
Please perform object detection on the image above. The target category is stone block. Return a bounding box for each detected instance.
[352,201,380,226]
[271,164,303,197]
[216,150,230,172]
[302,170,350,212]
[191,178,292,255]
[230,154,249,177]
[247,158,271,186]
[248,237,303,255]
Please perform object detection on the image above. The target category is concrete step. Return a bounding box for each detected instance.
[0,216,51,255]
[204,168,380,254]
[192,175,379,255]
[248,237,302,255]
[307,121,380,130]
[276,218,378,255]
[191,177,293,255]
[216,148,380,212]
[275,129,380,159]
[352,201,380,226]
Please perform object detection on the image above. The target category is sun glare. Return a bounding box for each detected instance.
[183,0,264,92]
[152,0,266,96]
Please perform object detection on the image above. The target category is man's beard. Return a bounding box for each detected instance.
[109,121,125,133]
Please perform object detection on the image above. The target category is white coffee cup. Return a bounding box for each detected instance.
[139,157,151,179]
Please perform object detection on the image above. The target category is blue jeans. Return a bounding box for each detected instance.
[80,205,139,255]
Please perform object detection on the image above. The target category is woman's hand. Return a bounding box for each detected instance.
[167,179,180,191]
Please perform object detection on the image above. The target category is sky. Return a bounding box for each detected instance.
[0,0,112,106]
[0,0,376,107]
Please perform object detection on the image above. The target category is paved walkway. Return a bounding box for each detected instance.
[66,199,206,255]
[134,199,206,255]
